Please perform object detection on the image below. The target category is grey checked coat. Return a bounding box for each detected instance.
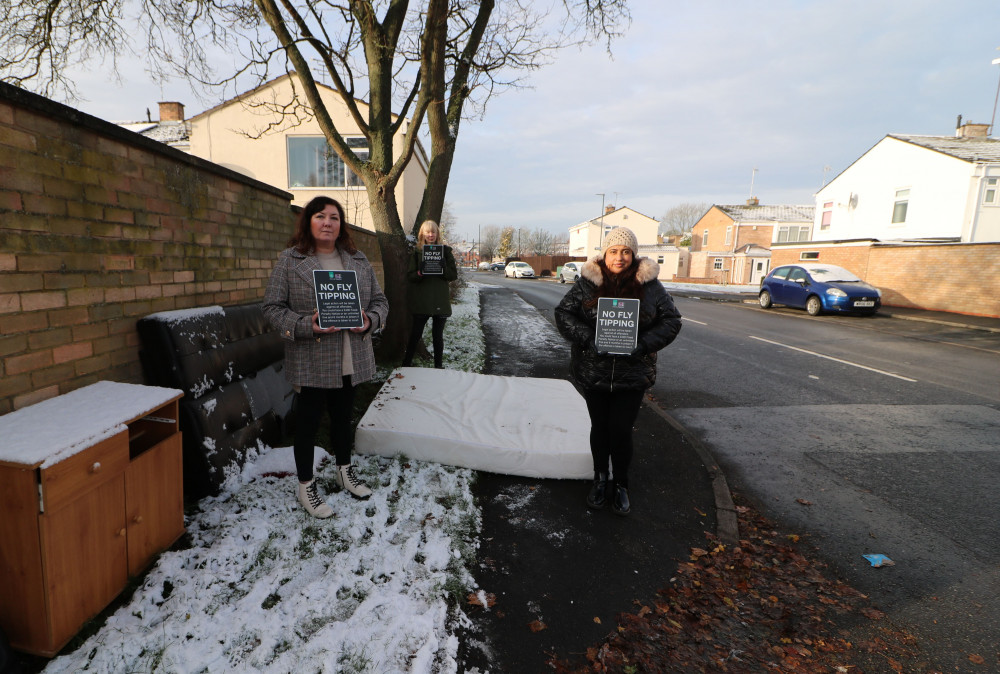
[263,246,389,389]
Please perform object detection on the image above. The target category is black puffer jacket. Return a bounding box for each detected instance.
[555,256,682,392]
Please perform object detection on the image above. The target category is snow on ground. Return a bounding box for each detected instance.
[43,283,491,674]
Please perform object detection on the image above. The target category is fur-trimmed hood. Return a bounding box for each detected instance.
[580,255,660,286]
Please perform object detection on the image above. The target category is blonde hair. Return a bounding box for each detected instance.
[417,220,442,246]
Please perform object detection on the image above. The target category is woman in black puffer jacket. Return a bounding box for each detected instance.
[555,226,682,515]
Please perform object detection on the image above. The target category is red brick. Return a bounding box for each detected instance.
[53,341,93,364]
[6,349,53,375]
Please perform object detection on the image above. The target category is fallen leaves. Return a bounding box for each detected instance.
[547,493,933,673]
[528,619,546,633]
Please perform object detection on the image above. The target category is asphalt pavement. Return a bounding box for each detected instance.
[457,286,723,672]
[460,274,1000,672]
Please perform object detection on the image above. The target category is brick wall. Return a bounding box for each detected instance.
[771,241,1000,318]
[0,82,304,413]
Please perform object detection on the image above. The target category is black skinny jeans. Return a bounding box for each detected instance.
[293,381,356,483]
[583,388,645,488]
[402,314,447,368]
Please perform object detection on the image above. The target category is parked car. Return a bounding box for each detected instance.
[478,261,491,271]
[758,264,881,316]
[559,261,583,283]
[504,261,535,279]
[489,262,505,271]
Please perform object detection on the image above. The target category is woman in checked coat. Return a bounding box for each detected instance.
[263,196,389,518]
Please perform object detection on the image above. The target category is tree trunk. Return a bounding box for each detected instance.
[365,181,409,361]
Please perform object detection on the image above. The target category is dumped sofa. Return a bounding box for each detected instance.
[136,303,293,499]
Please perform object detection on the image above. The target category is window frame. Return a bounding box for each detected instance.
[984,177,999,206]
[713,257,723,270]
[820,202,833,230]
[891,188,910,224]
[286,135,369,189]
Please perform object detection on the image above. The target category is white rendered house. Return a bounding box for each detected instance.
[815,124,1000,243]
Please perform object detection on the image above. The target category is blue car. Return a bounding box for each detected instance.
[758,264,881,316]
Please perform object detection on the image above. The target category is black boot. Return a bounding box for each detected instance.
[611,484,630,516]
[586,472,608,509]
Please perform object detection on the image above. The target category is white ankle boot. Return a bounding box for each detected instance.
[297,479,334,518]
[335,464,372,500]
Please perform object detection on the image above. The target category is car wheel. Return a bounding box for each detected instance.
[806,295,822,316]
[759,290,772,309]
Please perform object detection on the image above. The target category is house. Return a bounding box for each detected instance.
[813,121,1000,244]
[769,121,1000,317]
[688,199,814,284]
[567,206,679,279]
[117,102,191,152]
[128,74,428,231]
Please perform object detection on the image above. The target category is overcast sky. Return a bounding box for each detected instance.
[64,0,1000,241]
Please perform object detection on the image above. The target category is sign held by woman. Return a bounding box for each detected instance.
[313,269,364,329]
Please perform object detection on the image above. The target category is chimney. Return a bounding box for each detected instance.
[956,119,989,138]
[158,101,185,122]
[604,205,616,215]
[746,196,760,206]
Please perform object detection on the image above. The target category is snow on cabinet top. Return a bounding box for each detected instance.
[0,381,183,468]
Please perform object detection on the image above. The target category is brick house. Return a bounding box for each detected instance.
[688,200,814,284]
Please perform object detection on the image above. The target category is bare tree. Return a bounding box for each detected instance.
[522,227,557,255]
[660,202,710,237]
[1,0,630,354]
[478,224,502,261]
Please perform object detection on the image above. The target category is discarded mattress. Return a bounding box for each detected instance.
[355,367,592,479]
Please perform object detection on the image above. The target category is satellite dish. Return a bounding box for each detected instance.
[849,193,859,209]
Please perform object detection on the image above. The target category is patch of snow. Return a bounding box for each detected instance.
[40,282,500,673]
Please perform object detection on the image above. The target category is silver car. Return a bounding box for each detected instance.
[559,261,583,283]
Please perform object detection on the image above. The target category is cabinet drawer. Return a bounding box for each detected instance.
[40,433,129,513]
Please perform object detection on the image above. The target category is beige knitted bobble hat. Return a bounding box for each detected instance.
[601,226,638,256]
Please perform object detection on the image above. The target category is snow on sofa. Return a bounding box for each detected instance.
[136,303,293,499]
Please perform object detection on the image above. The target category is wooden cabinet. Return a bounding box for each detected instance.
[0,381,184,657]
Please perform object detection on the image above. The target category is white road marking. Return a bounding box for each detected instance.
[750,335,918,382]
[682,317,707,325]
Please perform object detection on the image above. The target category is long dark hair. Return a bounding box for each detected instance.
[288,196,358,255]
[584,257,643,308]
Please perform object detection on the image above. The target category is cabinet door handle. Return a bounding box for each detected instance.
[118,528,127,537]
[90,462,101,473]
[132,515,143,524]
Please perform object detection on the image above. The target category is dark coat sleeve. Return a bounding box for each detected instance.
[555,279,596,350]
[634,282,682,356]
[443,246,458,281]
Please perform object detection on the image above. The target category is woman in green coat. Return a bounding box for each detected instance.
[402,220,458,368]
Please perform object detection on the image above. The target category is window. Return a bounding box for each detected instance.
[821,202,833,230]
[287,136,369,188]
[702,229,709,246]
[657,256,664,264]
[770,266,791,280]
[787,267,807,283]
[800,251,819,260]
[725,226,732,245]
[985,178,999,205]
[713,258,723,270]
[776,225,811,242]
[891,188,909,224]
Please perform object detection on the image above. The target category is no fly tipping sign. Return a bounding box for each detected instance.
[595,297,640,355]
[313,269,364,330]
[421,244,444,275]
